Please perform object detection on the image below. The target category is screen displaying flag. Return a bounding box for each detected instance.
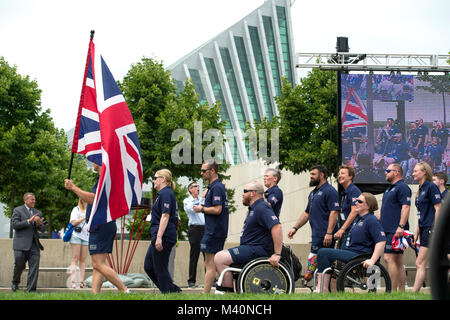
[87,55,143,231]
[71,37,102,165]
[342,88,368,134]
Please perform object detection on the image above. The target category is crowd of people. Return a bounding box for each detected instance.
[343,117,449,184]
[10,158,445,294]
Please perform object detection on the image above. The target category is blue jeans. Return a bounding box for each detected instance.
[317,248,359,272]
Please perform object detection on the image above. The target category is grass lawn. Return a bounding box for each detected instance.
[0,291,431,300]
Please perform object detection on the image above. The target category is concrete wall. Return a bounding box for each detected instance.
[0,239,419,288]
[222,160,421,244]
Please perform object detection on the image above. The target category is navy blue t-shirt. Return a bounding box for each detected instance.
[415,180,441,228]
[340,183,362,224]
[380,180,411,233]
[264,185,283,218]
[150,186,179,243]
[241,198,280,256]
[305,181,340,237]
[347,213,386,254]
[204,179,229,238]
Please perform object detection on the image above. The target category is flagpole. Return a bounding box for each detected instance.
[66,30,95,196]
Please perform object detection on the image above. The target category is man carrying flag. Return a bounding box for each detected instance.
[65,31,142,294]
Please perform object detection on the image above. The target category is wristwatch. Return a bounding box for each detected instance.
[201,206,205,213]
[398,224,405,229]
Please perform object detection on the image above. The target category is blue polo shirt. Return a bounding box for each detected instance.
[380,180,411,233]
[204,178,229,238]
[150,186,179,243]
[241,198,280,256]
[347,213,386,254]
[264,185,283,218]
[441,188,448,199]
[340,183,362,224]
[415,180,441,228]
[305,181,340,237]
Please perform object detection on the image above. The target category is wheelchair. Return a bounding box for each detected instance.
[215,245,301,294]
[313,253,392,293]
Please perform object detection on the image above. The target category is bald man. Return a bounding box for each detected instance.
[214,181,282,292]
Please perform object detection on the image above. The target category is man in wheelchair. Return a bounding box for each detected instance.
[214,181,283,293]
[316,192,387,292]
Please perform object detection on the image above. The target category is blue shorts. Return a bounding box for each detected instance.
[419,226,432,248]
[70,235,88,246]
[384,232,404,254]
[311,236,335,254]
[200,234,225,254]
[88,221,117,255]
[228,245,266,266]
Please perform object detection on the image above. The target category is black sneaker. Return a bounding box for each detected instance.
[188,282,196,288]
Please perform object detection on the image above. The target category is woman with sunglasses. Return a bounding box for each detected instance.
[411,162,441,292]
[143,169,182,294]
[316,192,386,292]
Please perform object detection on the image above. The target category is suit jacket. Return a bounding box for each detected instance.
[11,205,45,251]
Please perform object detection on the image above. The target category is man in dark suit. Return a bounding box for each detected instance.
[11,192,45,292]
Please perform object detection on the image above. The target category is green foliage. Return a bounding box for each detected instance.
[255,70,338,177]
[119,57,236,238]
[0,56,97,234]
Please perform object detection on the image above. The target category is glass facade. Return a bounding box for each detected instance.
[219,47,248,131]
[204,57,240,164]
[189,68,208,105]
[248,25,273,120]
[263,15,282,98]
[167,0,295,165]
[234,36,261,123]
[276,5,294,86]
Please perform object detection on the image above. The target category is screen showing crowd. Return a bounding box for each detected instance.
[340,73,450,184]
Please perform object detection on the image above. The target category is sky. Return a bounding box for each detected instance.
[1,0,449,132]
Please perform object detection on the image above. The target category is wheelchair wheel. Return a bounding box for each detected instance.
[237,258,294,294]
[336,258,391,293]
[430,199,450,300]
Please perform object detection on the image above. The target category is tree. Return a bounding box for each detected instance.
[416,75,449,124]
[119,57,229,182]
[119,57,235,240]
[0,57,96,236]
[254,70,339,176]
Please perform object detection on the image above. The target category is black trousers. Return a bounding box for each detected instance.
[188,225,205,284]
[12,241,40,292]
[144,239,181,294]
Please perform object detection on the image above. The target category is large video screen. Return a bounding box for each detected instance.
[340,73,450,184]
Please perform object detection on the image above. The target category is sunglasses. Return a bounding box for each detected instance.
[190,185,199,189]
[200,169,210,173]
[356,199,364,204]
[385,169,398,173]
[153,176,163,180]
[243,189,256,194]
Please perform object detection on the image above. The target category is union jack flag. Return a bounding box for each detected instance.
[71,36,102,165]
[87,55,143,231]
[342,88,368,134]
